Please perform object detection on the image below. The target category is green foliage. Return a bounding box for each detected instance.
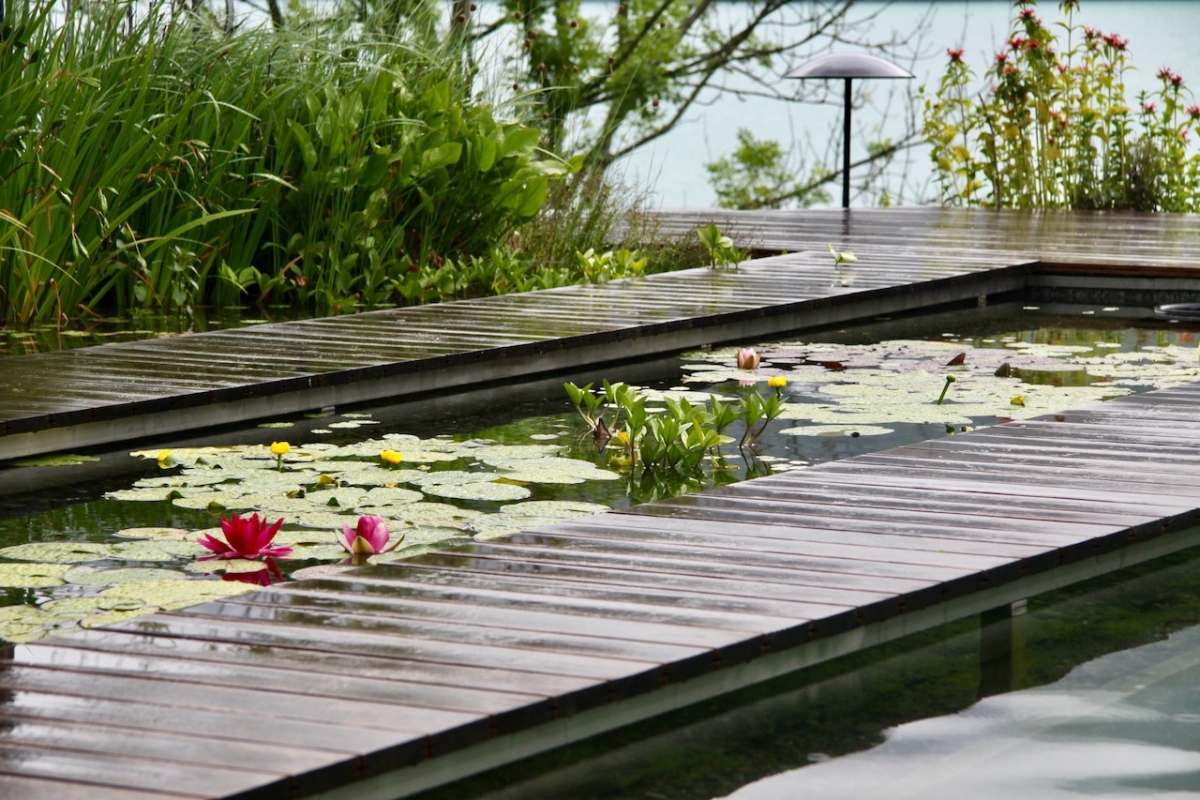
[0,1,571,326]
[696,223,745,270]
[705,128,831,210]
[923,0,1200,210]
[564,380,783,485]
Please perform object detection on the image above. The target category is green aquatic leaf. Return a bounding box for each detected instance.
[113,527,190,540]
[423,481,531,502]
[109,540,204,561]
[12,454,102,467]
[185,559,270,574]
[101,579,258,606]
[0,562,71,587]
[498,500,611,518]
[779,425,895,437]
[286,544,352,560]
[63,566,187,586]
[0,542,112,563]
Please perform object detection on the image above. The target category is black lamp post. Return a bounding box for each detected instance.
[785,53,913,209]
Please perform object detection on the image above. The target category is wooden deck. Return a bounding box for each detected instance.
[4,207,1198,463]
[2,208,1200,798]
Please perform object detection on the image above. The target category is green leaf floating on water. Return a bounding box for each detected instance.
[0,563,71,587]
[113,527,190,540]
[63,566,188,586]
[423,481,532,501]
[0,542,112,563]
[499,500,611,518]
[12,454,102,467]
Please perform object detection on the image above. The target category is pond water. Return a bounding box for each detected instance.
[421,540,1200,799]
[0,301,1196,644]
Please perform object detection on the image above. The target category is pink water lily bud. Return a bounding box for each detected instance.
[199,513,292,560]
[337,515,400,555]
[736,348,760,370]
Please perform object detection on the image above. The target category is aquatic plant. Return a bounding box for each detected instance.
[270,441,290,471]
[337,515,401,556]
[737,349,761,371]
[199,514,292,560]
[696,224,746,270]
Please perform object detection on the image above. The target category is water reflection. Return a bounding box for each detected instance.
[724,623,1200,799]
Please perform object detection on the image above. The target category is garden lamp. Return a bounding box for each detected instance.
[785,53,913,209]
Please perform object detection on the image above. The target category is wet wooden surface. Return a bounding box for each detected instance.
[7,207,1199,457]
[3,392,1200,798]
[3,208,1200,797]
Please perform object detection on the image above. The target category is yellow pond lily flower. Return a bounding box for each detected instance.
[767,376,788,389]
[270,441,291,456]
[380,449,403,465]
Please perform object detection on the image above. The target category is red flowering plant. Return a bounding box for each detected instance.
[923,0,1200,210]
[199,513,293,560]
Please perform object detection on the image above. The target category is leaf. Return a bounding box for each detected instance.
[0,563,71,587]
[288,119,318,171]
[946,352,967,366]
[12,454,101,467]
[0,542,112,563]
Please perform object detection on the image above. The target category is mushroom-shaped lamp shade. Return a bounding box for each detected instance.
[785,53,914,208]
[784,53,914,80]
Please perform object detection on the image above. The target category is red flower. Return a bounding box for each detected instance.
[1143,102,1158,113]
[1173,74,1185,88]
[995,52,1008,64]
[1008,36,1025,50]
[199,513,292,560]
[221,559,284,585]
[1083,26,1100,40]
[1158,67,1174,80]
[1103,33,1128,51]
[1025,39,1040,51]
[947,48,964,63]
[1019,8,1036,20]
[1187,105,1200,119]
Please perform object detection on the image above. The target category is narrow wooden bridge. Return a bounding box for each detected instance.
[2,208,1200,799]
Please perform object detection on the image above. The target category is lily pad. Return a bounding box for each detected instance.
[400,470,499,487]
[0,542,112,563]
[0,563,71,587]
[63,566,187,586]
[100,579,258,606]
[423,481,532,502]
[110,540,204,561]
[498,500,611,518]
[12,454,101,467]
[185,558,272,574]
[286,544,352,561]
[79,609,160,629]
[113,527,190,540]
[779,425,895,437]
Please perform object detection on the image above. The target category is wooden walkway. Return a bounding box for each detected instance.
[2,208,1200,798]
[5,207,1199,463]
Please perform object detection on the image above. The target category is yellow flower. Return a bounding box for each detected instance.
[270,441,291,456]
[380,449,403,465]
[1010,395,1026,406]
[157,449,172,462]
[767,376,788,388]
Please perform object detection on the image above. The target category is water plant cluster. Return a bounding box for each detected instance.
[924,0,1200,210]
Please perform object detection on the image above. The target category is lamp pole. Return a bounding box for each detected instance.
[785,54,914,209]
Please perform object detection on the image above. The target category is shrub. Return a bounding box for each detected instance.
[923,0,1200,210]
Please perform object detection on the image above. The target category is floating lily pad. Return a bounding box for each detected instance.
[357,487,424,507]
[290,564,357,581]
[63,566,187,586]
[423,481,531,502]
[185,559,271,574]
[113,527,190,540]
[779,425,895,437]
[400,470,499,487]
[286,544,352,561]
[471,515,564,539]
[101,579,258,606]
[293,511,362,530]
[12,454,102,467]
[109,540,203,561]
[0,563,71,587]
[258,422,295,428]
[498,500,611,518]
[0,542,112,563]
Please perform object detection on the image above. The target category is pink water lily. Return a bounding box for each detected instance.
[199,513,292,560]
[736,348,760,370]
[337,515,400,555]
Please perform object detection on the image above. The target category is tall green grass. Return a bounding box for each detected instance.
[0,2,571,326]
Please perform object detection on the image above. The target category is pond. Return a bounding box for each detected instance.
[416,539,1200,799]
[0,301,1196,646]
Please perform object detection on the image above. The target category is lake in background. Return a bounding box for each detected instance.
[600,1,1200,208]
